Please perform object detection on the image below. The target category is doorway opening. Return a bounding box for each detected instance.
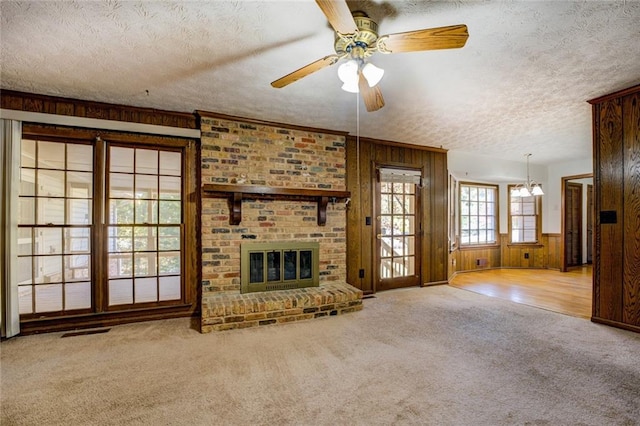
[561,173,593,272]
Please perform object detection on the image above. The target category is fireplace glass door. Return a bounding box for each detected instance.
[242,242,319,293]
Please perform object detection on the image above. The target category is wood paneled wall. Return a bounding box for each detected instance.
[500,235,546,268]
[449,233,562,274]
[454,246,501,271]
[546,234,562,270]
[346,137,448,293]
[589,84,640,333]
[1,90,196,129]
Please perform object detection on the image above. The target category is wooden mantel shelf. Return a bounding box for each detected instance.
[202,184,350,226]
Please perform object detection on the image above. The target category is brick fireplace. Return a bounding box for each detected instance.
[198,113,363,332]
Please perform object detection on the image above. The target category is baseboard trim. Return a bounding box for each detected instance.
[591,316,640,334]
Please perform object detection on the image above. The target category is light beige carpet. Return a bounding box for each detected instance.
[2,285,639,426]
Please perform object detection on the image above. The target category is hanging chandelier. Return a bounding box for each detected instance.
[511,154,544,197]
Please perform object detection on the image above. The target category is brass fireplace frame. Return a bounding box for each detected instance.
[240,242,320,294]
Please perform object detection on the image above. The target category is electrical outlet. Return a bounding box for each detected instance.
[524,252,529,259]
[359,269,365,278]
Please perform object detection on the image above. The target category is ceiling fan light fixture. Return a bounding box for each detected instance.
[270,1,469,113]
[338,59,384,93]
[338,59,359,85]
[341,80,360,93]
[362,62,384,87]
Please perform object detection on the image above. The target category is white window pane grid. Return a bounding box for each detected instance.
[37,141,65,169]
[159,276,181,301]
[19,140,96,314]
[510,188,538,243]
[65,282,92,310]
[66,144,93,171]
[20,168,36,196]
[18,141,185,315]
[109,199,134,224]
[110,173,134,198]
[135,174,158,199]
[380,178,417,279]
[21,139,36,168]
[109,279,133,305]
[460,184,497,245]
[160,151,181,176]
[110,147,134,173]
[135,277,158,303]
[135,149,158,174]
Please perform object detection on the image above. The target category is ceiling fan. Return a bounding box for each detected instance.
[271,0,469,112]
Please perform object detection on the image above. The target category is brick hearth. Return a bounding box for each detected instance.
[201,282,363,332]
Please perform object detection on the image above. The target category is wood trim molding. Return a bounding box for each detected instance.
[346,135,448,153]
[196,110,349,137]
[22,123,196,145]
[421,280,449,287]
[202,184,350,226]
[591,316,640,334]
[587,83,640,104]
[19,305,198,335]
[1,90,197,129]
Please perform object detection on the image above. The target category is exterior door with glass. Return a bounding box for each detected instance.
[375,168,421,291]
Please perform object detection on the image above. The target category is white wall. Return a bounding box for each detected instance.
[448,151,547,234]
[545,159,593,233]
[448,151,592,235]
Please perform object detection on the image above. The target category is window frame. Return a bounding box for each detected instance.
[17,138,95,316]
[458,182,499,248]
[508,184,542,245]
[18,124,199,331]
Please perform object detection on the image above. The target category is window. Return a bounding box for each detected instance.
[459,183,498,246]
[508,185,541,243]
[107,146,182,306]
[18,140,94,314]
[17,131,197,324]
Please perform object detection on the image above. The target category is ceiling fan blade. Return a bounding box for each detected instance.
[379,24,469,53]
[271,54,341,88]
[359,73,385,112]
[315,0,358,34]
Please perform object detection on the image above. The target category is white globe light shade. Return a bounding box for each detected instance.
[531,185,544,196]
[341,81,360,93]
[362,62,384,87]
[337,60,358,84]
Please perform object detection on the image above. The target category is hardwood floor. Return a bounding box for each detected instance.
[449,266,592,319]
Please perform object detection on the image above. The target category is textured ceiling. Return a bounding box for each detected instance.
[2,0,639,165]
